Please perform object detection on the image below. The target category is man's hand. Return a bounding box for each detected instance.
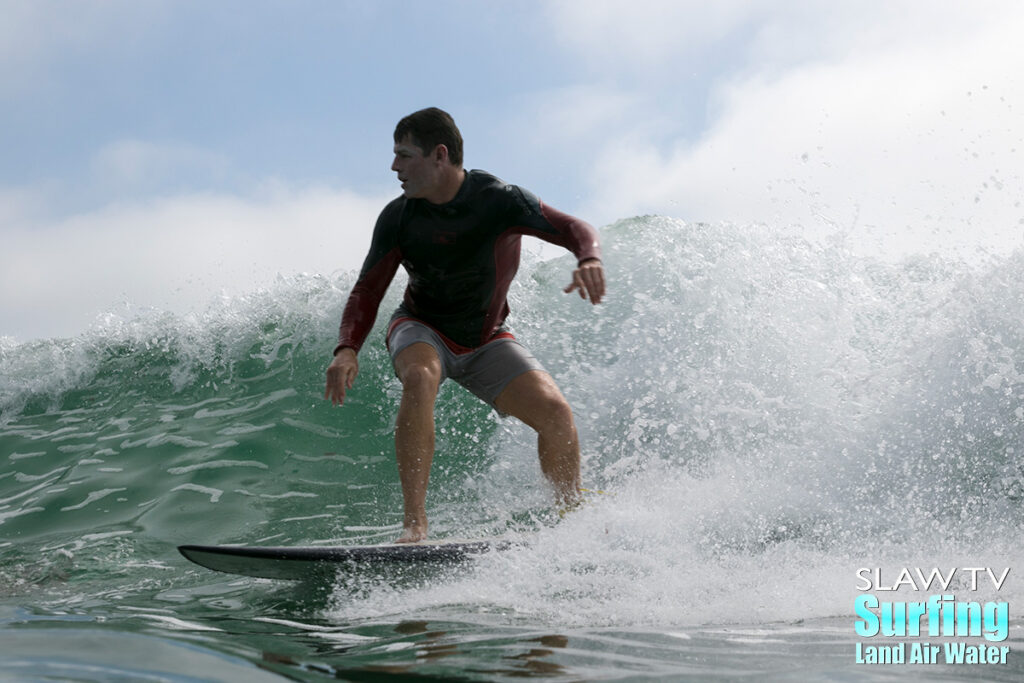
[564,258,605,304]
[324,348,359,406]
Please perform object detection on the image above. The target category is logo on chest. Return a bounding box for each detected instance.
[432,230,458,245]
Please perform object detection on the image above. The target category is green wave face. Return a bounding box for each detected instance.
[2,218,1024,680]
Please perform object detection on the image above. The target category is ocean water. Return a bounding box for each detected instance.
[2,216,1023,681]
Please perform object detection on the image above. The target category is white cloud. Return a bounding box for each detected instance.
[544,1,1024,256]
[0,185,390,341]
[481,84,656,173]
[544,0,769,73]
[545,1,1009,77]
[0,185,51,227]
[90,139,230,191]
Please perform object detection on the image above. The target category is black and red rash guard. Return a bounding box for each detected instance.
[334,169,601,355]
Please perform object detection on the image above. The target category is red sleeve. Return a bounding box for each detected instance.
[538,200,602,265]
[333,247,401,355]
[504,184,601,264]
[333,201,404,355]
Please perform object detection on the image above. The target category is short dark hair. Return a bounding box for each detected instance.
[394,107,464,167]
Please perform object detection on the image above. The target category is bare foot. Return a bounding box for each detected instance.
[395,523,428,544]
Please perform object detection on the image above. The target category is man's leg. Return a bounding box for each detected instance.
[494,370,581,504]
[393,342,442,542]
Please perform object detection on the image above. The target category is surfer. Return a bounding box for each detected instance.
[324,107,605,543]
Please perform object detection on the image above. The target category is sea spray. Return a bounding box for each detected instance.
[327,217,1024,627]
[1,216,1023,632]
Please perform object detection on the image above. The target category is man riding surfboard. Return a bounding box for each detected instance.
[325,107,605,542]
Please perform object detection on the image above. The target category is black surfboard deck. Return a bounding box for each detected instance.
[178,540,508,580]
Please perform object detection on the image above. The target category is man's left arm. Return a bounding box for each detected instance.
[563,257,605,305]
[506,186,605,304]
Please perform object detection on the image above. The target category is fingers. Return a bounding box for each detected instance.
[324,355,358,406]
[324,371,345,406]
[563,273,585,299]
[580,263,605,304]
[329,371,352,405]
[564,261,605,304]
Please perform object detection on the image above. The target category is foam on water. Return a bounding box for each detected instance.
[325,216,1024,627]
[2,215,1024,636]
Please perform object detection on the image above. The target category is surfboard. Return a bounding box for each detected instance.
[178,539,508,580]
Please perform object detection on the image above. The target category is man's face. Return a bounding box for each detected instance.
[391,135,439,199]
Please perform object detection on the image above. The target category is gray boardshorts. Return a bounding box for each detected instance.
[386,317,546,412]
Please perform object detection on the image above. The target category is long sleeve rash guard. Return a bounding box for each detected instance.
[334,170,601,355]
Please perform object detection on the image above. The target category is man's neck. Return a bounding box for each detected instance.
[425,168,466,205]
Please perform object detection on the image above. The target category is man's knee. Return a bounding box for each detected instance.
[540,392,575,432]
[499,372,574,432]
[395,344,442,396]
[399,362,440,393]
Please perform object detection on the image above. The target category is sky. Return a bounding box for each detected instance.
[2,0,1023,342]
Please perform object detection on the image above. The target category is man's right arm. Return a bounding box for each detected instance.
[324,347,359,406]
[325,202,403,406]
[332,246,402,356]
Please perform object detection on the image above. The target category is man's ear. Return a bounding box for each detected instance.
[433,144,450,164]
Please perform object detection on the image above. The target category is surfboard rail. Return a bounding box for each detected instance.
[178,540,510,580]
